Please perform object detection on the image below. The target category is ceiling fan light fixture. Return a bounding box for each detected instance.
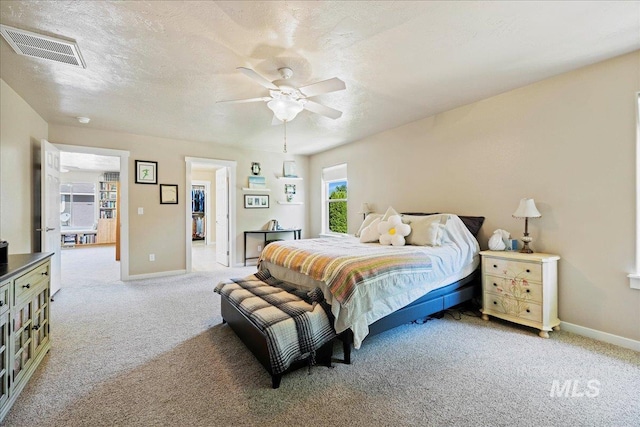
[267,96,304,122]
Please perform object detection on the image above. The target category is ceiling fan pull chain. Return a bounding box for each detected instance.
[283,120,287,153]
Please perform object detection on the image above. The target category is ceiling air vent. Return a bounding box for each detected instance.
[0,24,86,68]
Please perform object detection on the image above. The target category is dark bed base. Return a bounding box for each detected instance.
[219,269,480,385]
[339,269,480,363]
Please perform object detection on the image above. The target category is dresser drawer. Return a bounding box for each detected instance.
[14,261,50,304]
[483,293,542,322]
[483,274,543,303]
[483,257,542,282]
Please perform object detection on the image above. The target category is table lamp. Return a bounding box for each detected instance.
[512,198,541,253]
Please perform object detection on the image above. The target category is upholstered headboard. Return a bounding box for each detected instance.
[401,213,485,237]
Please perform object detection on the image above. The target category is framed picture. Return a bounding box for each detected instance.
[283,160,297,177]
[135,160,157,184]
[160,184,178,204]
[244,194,269,209]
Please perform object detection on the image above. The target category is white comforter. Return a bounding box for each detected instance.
[261,214,480,348]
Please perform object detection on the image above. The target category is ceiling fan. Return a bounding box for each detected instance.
[218,67,346,124]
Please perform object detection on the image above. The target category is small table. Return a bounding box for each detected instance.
[244,229,301,266]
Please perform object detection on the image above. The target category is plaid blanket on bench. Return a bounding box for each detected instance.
[214,270,336,375]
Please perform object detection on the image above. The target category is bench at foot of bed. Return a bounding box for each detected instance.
[215,271,340,389]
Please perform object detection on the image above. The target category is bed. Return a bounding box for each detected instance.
[258,213,483,354]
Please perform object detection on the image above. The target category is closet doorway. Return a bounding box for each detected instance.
[185,157,237,271]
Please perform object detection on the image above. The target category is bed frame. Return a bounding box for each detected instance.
[219,269,480,383]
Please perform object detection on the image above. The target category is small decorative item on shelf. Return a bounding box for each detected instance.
[284,184,296,202]
[512,198,542,253]
[248,175,266,189]
[251,162,261,175]
[283,160,297,177]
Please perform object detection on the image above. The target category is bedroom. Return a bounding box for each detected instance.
[0,1,639,425]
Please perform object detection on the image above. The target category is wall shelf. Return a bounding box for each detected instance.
[242,187,271,192]
[277,201,304,205]
[274,174,303,181]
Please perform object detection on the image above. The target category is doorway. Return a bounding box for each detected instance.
[185,157,237,271]
[55,144,130,285]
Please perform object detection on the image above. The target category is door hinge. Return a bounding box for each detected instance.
[227,251,229,255]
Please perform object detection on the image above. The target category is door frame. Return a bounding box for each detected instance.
[55,143,130,280]
[185,157,237,271]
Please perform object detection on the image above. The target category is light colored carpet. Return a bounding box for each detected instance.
[2,247,639,426]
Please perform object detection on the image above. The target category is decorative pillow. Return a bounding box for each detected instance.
[405,215,449,246]
[359,217,382,243]
[381,206,399,221]
[458,216,485,237]
[356,213,382,237]
[377,215,411,246]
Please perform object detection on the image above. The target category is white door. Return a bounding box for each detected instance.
[41,140,62,295]
[215,168,229,266]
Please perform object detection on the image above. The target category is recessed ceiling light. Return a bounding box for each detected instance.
[76,117,90,124]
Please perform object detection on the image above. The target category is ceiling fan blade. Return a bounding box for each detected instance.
[303,100,343,119]
[271,115,283,126]
[237,67,279,90]
[298,77,346,97]
[216,97,271,104]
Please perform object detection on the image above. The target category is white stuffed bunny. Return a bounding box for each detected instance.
[378,215,411,246]
[488,229,511,251]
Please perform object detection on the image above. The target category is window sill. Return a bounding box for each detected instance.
[627,274,640,289]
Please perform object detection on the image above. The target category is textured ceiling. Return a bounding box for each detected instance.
[1,1,639,155]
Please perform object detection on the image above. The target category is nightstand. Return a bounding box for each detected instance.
[480,250,560,338]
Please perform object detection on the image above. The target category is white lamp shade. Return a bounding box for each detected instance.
[512,198,541,218]
[267,97,304,122]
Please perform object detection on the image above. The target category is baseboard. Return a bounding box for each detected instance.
[125,269,187,281]
[560,321,640,352]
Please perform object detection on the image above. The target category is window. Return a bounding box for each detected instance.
[60,182,96,228]
[630,93,640,289]
[322,164,348,234]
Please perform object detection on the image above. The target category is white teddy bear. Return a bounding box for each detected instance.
[378,215,411,246]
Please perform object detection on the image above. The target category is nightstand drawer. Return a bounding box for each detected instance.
[483,274,543,303]
[483,293,542,322]
[483,258,542,282]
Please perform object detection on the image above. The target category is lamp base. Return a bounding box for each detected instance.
[520,235,534,254]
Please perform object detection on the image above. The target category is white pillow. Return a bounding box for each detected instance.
[355,213,382,237]
[378,215,411,246]
[381,206,399,221]
[405,215,450,246]
[359,217,382,243]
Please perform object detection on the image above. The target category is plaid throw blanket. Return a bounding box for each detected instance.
[259,238,434,306]
[214,270,336,375]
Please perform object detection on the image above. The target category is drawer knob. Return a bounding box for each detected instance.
[493,283,498,287]
[493,264,497,268]
[526,289,530,293]
[41,271,48,276]
[22,284,31,289]
[526,309,530,313]
[526,269,531,273]
[0,301,3,307]
[32,324,40,331]
[493,301,497,305]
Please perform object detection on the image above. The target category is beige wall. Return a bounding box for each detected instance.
[47,125,309,274]
[309,51,640,342]
[0,79,48,254]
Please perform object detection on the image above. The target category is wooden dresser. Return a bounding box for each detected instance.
[0,253,52,421]
[480,250,560,338]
